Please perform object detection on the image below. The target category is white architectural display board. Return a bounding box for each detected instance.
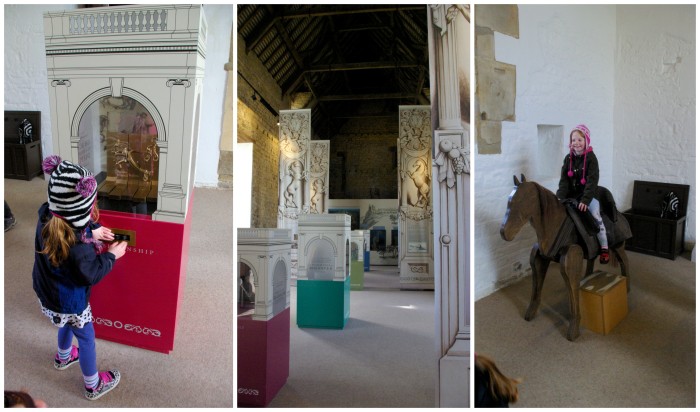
[297,214,351,282]
[43,5,207,224]
[398,105,434,289]
[278,109,311,230]
[429,4,470,407]
[327,198,399,266]
[237,229,292,321]
[277,109,311,279]
[351,230,365,263]
[308,140,330,214]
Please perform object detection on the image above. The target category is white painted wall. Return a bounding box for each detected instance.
[475,5,617,300]
[3,4,231,187]
[197,4,233,187]
[4,4,78,158]
[613,5,695,244]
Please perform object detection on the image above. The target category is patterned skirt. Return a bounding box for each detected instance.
[39,300,92,328]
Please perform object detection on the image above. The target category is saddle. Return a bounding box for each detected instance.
[561,186,632,260]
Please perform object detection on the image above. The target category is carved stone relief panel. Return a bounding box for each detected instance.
[398,106,433,216]
[308,140,329,214]
[398,105,434,289]
[278,109,311,223]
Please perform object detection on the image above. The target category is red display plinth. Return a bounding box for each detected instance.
[237,308,290,407]
[90,207,193,354]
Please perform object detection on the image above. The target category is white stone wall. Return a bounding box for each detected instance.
[475,5,617,300]
[4,4,231,188]
[4,4,78,157]
[613,5,695,244]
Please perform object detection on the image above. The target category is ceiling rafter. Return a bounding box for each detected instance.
[238,4,430,139]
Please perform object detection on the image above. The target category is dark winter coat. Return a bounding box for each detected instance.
[556,150,600,206]
[32,202,116,315]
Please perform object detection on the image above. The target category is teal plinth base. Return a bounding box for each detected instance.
[297,277,350,329]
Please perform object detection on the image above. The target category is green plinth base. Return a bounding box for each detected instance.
[350,260,364,290]
[297,277,350,329]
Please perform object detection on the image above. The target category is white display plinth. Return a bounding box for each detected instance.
[44,5,207,224]
[237,229,292,321]
[297,214,351,282]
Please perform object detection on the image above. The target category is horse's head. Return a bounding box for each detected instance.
[500,174,533,241]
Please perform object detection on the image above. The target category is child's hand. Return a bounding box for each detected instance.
[92,226,114,242]
[108,241,127,259]
[578,202,588,212]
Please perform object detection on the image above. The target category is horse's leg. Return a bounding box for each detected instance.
[585,258,595,278]
[559,244,584,341]
[613,242,631,292]
[525,244,550,321]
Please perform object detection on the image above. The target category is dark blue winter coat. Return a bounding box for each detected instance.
[32,202,116,315]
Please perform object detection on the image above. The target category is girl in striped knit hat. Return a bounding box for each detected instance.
[32,156,127,400]
[556,124,609,264]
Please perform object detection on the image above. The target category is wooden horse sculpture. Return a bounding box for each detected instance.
[500,175,630,341]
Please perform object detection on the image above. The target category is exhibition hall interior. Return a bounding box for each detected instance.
[2,3,696,410]
[236,4,470,408]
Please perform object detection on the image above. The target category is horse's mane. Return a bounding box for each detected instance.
[528,181,564,220]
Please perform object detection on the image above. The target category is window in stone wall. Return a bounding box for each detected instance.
[536,124,564,181]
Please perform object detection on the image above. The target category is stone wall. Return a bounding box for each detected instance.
[329,116,399,199]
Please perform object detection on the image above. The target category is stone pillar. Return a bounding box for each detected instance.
[428,4,470,408]
[308,140,329,214]
[398,105,434,290]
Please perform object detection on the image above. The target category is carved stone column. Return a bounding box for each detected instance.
[398,105,434,290]
[307,140,329,214]
[428,4,470,408]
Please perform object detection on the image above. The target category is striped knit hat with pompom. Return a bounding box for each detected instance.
[42,155,97,230]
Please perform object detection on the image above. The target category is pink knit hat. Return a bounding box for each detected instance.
[567,124,593,184]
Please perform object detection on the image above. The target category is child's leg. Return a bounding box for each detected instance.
[71,323,99,387]
[57,324,74,353]
[588,199,608,249]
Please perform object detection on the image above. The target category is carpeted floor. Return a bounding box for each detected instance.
[266,265,436,407]
[4,177,233,407]
[475,249,696,408]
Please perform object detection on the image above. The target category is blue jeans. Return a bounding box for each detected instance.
[58,322,97,377]
[588,198,608,249]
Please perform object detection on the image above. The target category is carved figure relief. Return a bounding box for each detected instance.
[279,111,309,158]
[309,178,325,213]
[408,158,431,208]
[284,159,304,209]
[307,140,329,214]
[278,109,311,220]
[399,106,432,216]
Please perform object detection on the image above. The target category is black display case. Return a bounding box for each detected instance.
[4,111,43,180]
[622,180,690,260]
